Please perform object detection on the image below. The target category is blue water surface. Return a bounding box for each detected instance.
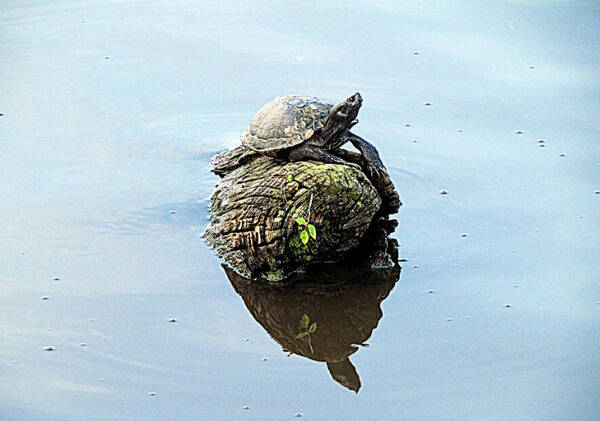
[1,1,599,420]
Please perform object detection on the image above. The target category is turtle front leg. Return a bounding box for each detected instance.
[288,143,360,170]
[345,132,387,179]
[330,148,362,165]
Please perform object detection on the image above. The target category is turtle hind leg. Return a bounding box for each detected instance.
[288,143,359,169]
[212,146,260,176]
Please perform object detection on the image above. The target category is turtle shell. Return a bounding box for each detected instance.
[241,95,333,152]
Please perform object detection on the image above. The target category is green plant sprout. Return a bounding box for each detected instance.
[296,314,317,339]
[295,193,317,245]
[295,217,317,245]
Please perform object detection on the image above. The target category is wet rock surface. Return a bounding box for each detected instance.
[204,148,400,280]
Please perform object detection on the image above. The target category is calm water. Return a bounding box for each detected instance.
[1,1,599,420]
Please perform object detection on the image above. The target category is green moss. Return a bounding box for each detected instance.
[328,172,342,182]
[266,269,284,282]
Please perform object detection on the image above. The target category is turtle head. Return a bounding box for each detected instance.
[320,92,363,146]
[333,92,362,127]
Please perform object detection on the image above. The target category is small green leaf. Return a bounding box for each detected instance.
[296,332,308,339]
[295,217,307,226]
[300,314,310,328]
[308,322,317,333]
[287,174,293,182]
[300,230,309,244]
[307,224,316,239]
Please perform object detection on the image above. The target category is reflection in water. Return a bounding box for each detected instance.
[224,263,400,392]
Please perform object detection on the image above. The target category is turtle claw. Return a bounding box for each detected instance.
[366,163,387,181]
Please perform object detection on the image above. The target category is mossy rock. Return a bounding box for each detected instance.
[204,151,383,279]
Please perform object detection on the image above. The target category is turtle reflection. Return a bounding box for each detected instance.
[224,263,400,392]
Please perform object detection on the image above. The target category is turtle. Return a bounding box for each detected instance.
[241,93,387,179]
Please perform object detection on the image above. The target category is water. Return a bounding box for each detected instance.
[1,0,599,419]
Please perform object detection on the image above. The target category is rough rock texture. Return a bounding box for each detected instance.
[211,145,401,215]
[204,152,383,280]
[330,147,401,215]
[224,262,400,392]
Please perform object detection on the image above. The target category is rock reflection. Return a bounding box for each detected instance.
[224,262,400,392]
